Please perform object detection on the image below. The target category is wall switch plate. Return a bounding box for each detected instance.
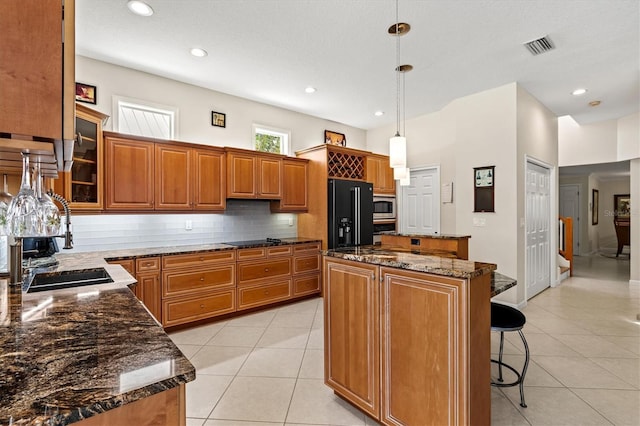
[185,220,193,230]
[473,217,486,227]
[288,217,293,226]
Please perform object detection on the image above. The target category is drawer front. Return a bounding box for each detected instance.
[294,254,320,274]
[267,245,292,257]
[237,258,291,285]
[108,258,135,275]
[293,242,321,256]
[236,247,266,261]
[162,250,236,270]
[293,274,321,296]
[237,280,291,310]
[136,257,161,272]
[163,289,236,327]
[163,265,235,297]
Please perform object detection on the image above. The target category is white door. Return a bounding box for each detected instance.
[526,161,551,299]
[559,184,580,255]
[400,167,440,235]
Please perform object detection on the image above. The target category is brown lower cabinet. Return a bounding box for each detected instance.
[162,250,237,327]
[75,384,185,426]
[109,242,321,329]
[324,256,491,426]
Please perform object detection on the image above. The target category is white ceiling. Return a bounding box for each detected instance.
[76,0,639,131]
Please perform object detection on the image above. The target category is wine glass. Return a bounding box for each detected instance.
[6,154,39,237]
[33,164,61,236]
[0,174,13,235]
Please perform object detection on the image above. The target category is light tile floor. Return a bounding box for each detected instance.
[169,254,639,425]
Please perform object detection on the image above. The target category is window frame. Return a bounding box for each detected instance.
[252,123,291,156]
[112,95,178,140]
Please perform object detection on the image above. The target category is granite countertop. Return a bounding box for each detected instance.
[0,277,195,425]
[323,246,495,279]
[385,232,472,240]
[323,246,516,295]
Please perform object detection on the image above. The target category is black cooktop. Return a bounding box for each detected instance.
[225,238,282,248]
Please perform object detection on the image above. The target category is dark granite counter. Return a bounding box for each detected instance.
[323,246,516,295]
[323,246,495,279]
[385,232,471,240]
[0,278,195,425]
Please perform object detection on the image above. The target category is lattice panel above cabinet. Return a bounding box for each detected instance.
[327,150,365,180]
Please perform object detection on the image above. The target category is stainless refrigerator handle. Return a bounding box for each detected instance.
[354,186,361,245]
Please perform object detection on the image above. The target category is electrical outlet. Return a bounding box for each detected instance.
[185,220,192,230]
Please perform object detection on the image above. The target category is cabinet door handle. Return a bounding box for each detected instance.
[199,257,204,261]
[264,290,270,295]
[200,304,205,309]
[264,268,269,272]
[200,277,205,281]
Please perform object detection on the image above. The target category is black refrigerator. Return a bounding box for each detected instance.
[328,179,374,249]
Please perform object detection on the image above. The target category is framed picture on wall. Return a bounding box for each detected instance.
[592,189,599,225]
[614,193,630,217]
[473,166,495,212]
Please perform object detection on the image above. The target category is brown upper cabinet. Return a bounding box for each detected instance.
[105,132,226,212]
[0,0,75,142]
[366,154,395,195]
[226,148,282,199]
[271,158,309,212]
[105,133,155,210]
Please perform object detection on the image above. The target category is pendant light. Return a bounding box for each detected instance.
[388,0,412,171]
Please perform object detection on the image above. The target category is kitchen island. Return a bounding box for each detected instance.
[323,246,511,426]
[0,256,195,425]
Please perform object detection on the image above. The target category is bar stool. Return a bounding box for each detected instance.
[490,302,530,407]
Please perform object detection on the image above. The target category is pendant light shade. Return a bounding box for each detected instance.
[388,0,411,170]
[389,135,407,169]
[393,166,409,180]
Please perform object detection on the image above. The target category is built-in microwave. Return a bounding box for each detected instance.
[373,196,396,220]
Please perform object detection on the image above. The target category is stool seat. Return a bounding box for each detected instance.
[491,302,526,332]
[490,302,529,408]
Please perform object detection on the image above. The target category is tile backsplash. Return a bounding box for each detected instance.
[67,200,297,253]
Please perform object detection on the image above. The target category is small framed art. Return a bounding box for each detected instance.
[324,130,346,146]
[212,111,226,128]
[75,82,96,104]
[473,166,495,212]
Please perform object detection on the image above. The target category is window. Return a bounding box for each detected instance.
[113,96,177,140]
[253,124,290,155]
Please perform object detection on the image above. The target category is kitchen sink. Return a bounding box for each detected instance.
[26,268,114,293]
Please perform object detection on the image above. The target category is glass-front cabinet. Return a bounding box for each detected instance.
[66,103,109,210]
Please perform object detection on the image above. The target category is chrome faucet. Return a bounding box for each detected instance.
[48,191,73,249]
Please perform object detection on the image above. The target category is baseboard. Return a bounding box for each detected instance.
[630,279,640,286]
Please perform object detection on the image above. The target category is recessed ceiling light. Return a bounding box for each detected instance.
[127,0,154,17]
[190,48,208,57]
[572,88,588,96]
[374,111,384,116]
[305,87,316,94]
[589,100,601,107]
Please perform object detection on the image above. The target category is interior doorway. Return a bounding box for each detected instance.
[398,166,440,235]
[526,160,552,299]
[559,184,581,256]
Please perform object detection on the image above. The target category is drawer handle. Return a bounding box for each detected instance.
[264,268,269,272]
[199,257,204,261]
[145,262,153,267]
[200,304,205,309]
[264,290,269,295]
[200,277,205,281]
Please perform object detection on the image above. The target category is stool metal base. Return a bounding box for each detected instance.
[491,329,529,407]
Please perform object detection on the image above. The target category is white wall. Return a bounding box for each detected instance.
[618,112,640,161]
[367,83,559,307]
[631,158,640,284]
[515,85,559,301]
[77,56,366,152]
[558,116,618,166]
[559,175,590,255]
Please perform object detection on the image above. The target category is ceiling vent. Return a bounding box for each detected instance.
[524,36,555,55]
